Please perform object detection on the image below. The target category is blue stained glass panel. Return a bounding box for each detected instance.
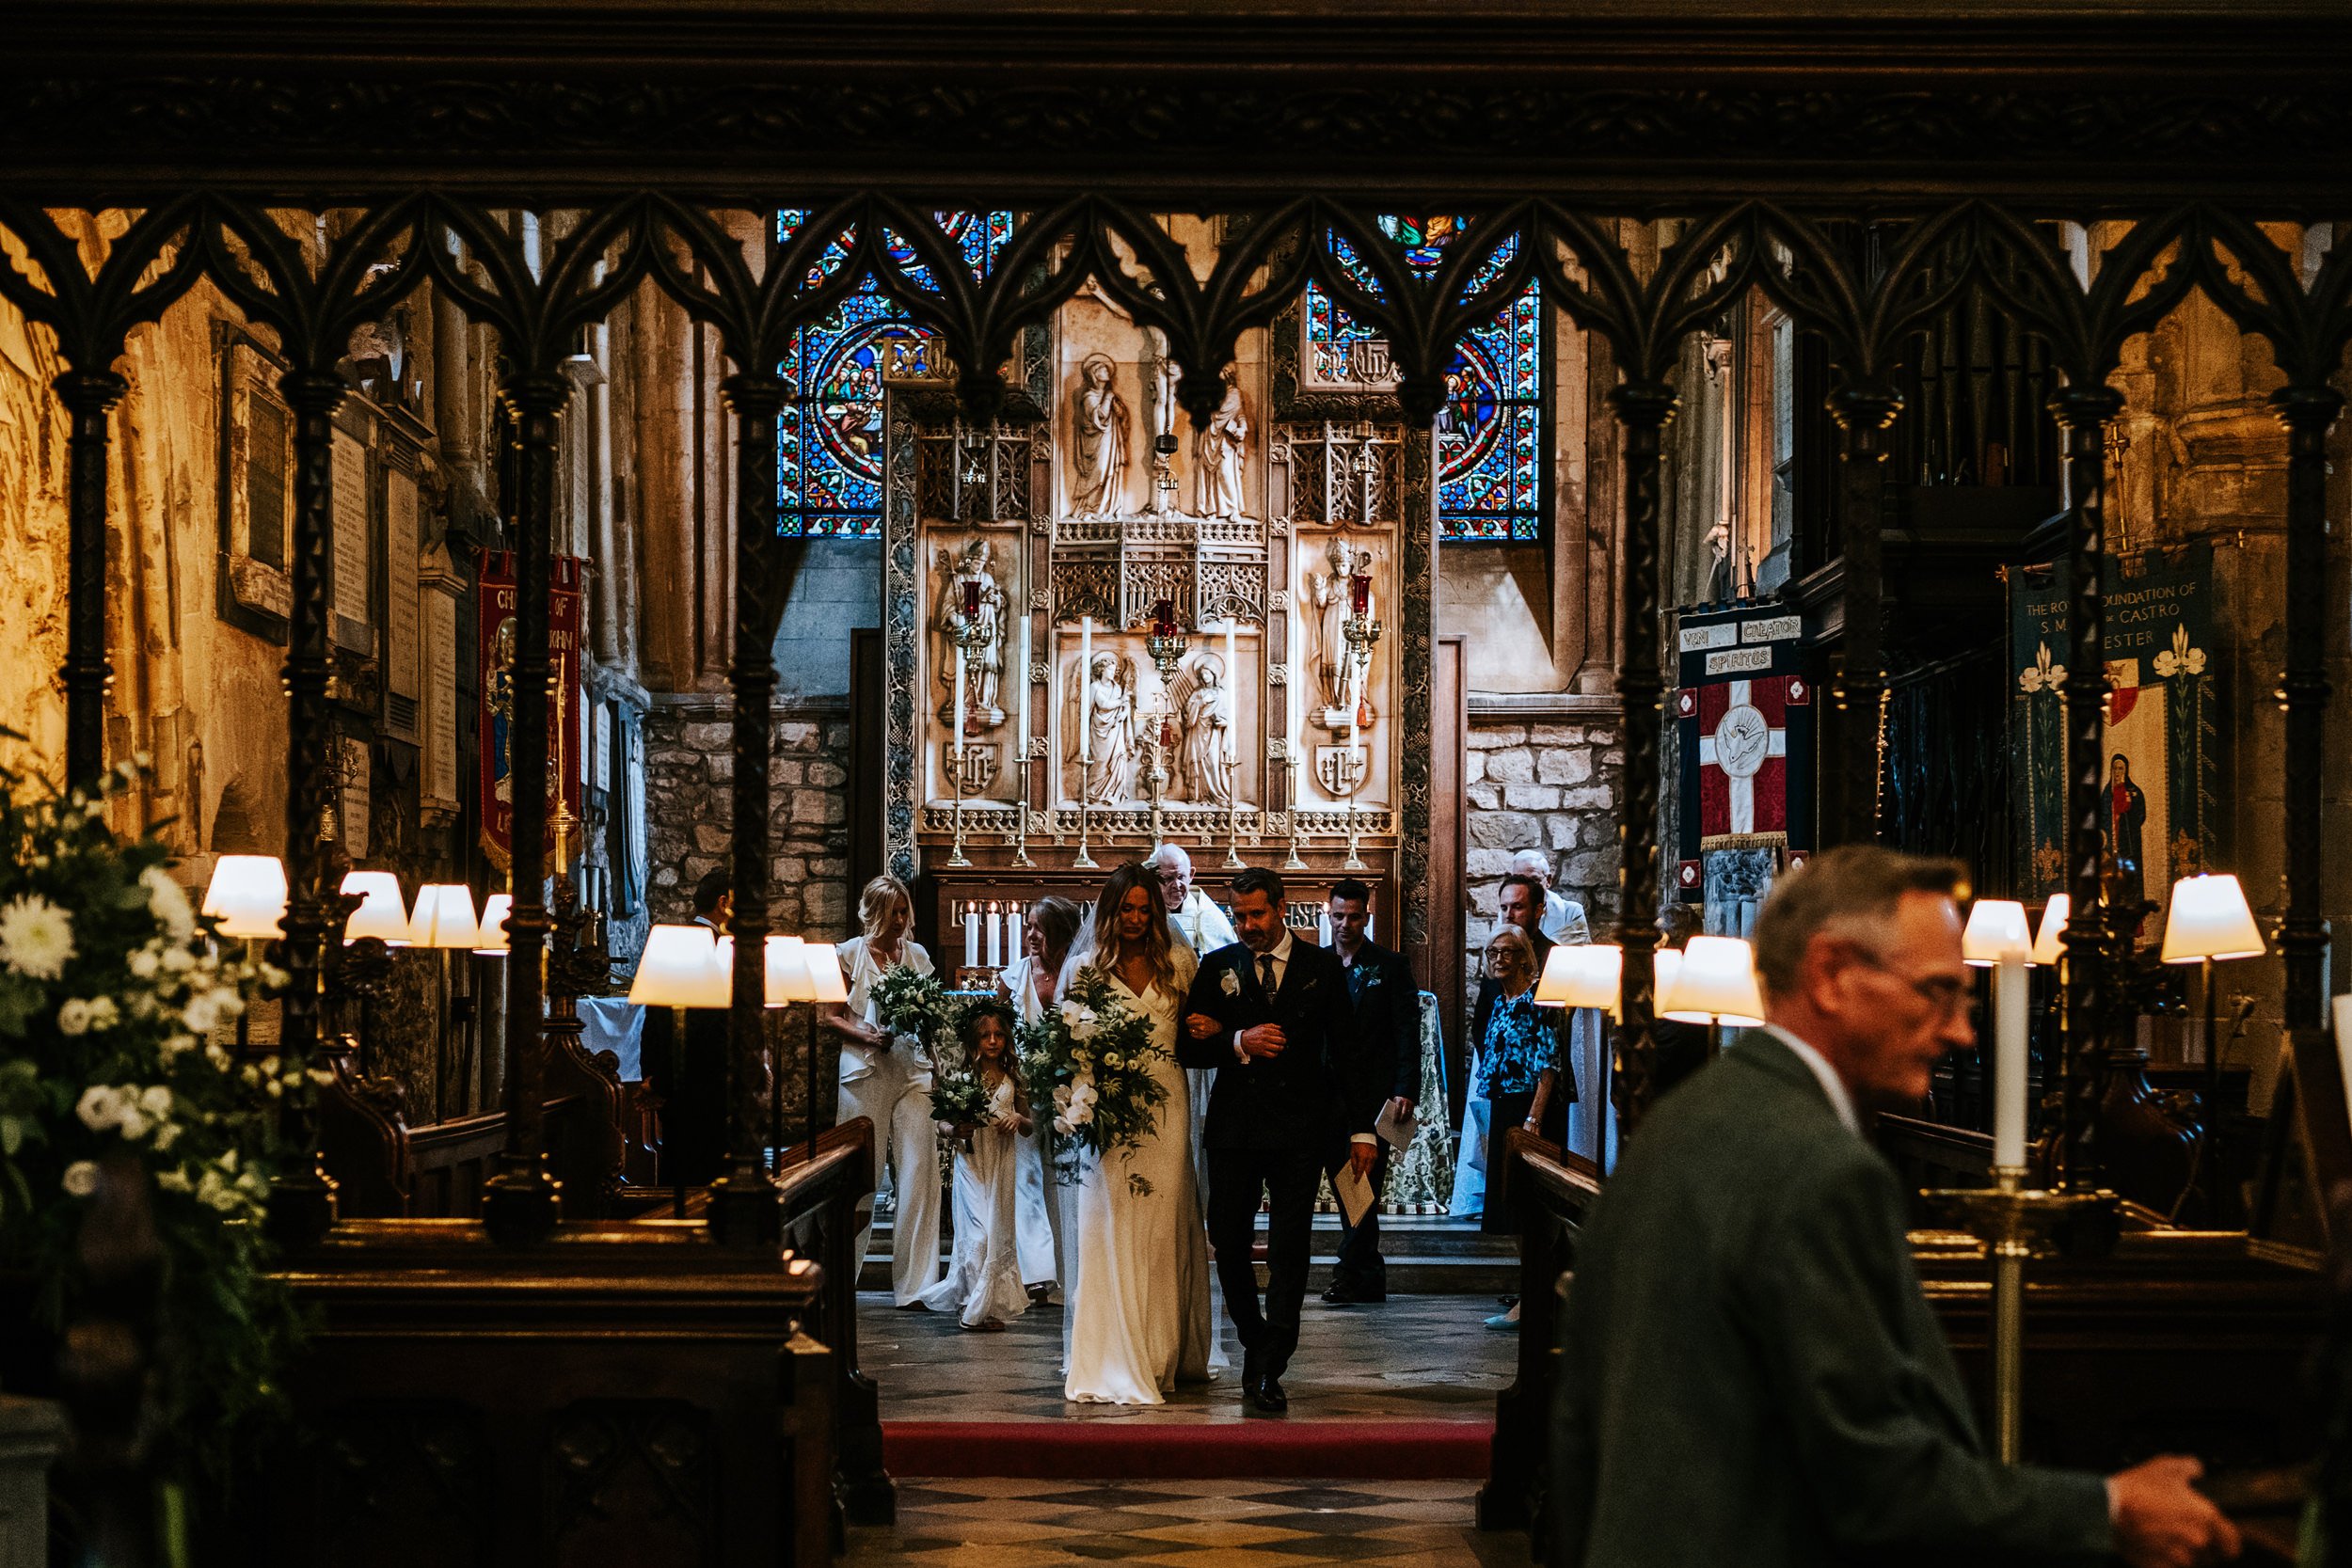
[773,211,1012,538]
[1307,214,1542,543]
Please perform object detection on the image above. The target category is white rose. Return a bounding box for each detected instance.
[56,998,92,1036]
[1219,969,1240,997]
[115,1106,151,1141]
[61,1161,100,1197]
[75,1085,126,1132]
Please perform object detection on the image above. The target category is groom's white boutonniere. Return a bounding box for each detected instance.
[1218,968,1240,998]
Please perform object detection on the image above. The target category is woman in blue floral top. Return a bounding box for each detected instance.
[1477,925,1565,1145]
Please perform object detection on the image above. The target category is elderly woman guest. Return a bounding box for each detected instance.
[824,874,944,1307]
[998,895,1084,1302]
[1478,925,1571,1148]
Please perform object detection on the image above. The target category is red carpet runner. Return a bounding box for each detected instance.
[883,1419,1492,1480]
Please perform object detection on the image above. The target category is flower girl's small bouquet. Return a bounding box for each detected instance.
[1017,967,1169,1195]
[930,1060,989,1132]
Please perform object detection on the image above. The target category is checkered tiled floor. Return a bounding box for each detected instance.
[849,1478,1534,1566]
[864,1294,1513,1425]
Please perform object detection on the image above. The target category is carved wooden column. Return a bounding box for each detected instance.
[710,370,790,1247]
[484,372,570,1246]
[271,366,354,1244]
[56,369,127,791]
[2275,383,2343,1028]
[2050,384,2124,1192]
[1608,380,1678,1133]
[1827,384,1902,845]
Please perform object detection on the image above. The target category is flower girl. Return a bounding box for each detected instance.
[917,998,1033,1331]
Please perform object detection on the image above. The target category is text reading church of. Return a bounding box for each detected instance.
[0,4,2348,1565]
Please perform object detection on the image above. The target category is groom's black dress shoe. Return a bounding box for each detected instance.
[1255,1374,1290,1412]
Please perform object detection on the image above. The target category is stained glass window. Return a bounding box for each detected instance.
[773,210,1015,538]
[1306,215,1544,543]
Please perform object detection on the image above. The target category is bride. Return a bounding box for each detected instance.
[1061,862,1216,1404]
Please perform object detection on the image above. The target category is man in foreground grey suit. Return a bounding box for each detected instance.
[1554,845,2238,1568]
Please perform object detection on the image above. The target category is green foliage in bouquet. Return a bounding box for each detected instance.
[869,964,957,1053]
[1016,967,1169,1195]
[0,752,310,1475]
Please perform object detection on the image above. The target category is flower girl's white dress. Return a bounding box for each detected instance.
[917,1076,1031,1329]
[1062,943,1215,1404]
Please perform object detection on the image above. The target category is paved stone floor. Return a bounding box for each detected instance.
[862,1292,1515,1426]
[845,1478,1537,1567]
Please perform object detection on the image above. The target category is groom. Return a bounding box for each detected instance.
[1181,867,1380,1413]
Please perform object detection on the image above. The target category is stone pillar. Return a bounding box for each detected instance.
[0,1398,66,1568]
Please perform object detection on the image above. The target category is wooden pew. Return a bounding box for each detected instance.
[775,1117,895,1528]
[1477,1129,1602,1538]
[316,1039,633,1220]
[252,1220,835,1567]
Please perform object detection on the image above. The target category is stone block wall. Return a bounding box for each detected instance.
[642,701,854,945]
[1463,713,1625,958]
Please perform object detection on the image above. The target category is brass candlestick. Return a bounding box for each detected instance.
[1144,621,1188,850]
[1927,1171,2118,1463]
[1338,601,1382,875]
[944,738,973,868]
[1279,741,1309,871]
[1009,750,1036,868]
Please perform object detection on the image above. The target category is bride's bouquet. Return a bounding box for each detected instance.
[1018,967,1169,1195]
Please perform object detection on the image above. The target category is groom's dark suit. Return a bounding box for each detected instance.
[1179,933,1378,1386]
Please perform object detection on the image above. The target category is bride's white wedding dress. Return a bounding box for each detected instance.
[1063,943,1216,1404]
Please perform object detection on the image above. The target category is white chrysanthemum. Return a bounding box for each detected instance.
[75,1085,126,1132]
[0,895,75,981]
[60,1161,100,1198]
[56,998,93,1036]
[141,867,195,943]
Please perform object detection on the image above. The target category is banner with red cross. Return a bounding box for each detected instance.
[1674,604,1816,903]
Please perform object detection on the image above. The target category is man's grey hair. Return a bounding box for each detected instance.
[1146,842,1192,874]
[1510,848,1554,884]
[1752,845,1968,1002]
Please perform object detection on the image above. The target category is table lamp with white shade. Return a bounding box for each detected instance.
[630,923,729,1214]
[1535,942,1623,1017]
[1658,935,1766,1029]
[201,854,288,941]
[472,894,512,957]
[2029,894,2071,968]
[1963,898,2035,1173]
[2162,873,2264,1221]
[407,885,483,1119]
[340,870,411,946]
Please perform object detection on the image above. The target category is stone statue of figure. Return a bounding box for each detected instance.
[1174,651,1238,806]
[1147,328,1180,440]
[1069,354,1130,516]
[934,538,1007,727]
[1195,365,1248,519]
[1308,536,1371,719]
[1066,650,1137,804]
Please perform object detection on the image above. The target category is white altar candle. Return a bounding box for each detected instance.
[985,901,1003,968]
[964,908,981,972]
[1223,618,1239,762]
[1993,955,2028,1170]
[1005,907,1023,964]
[1016,614,1031,753]
[1079,616,1094,764]
[953,642,968,764]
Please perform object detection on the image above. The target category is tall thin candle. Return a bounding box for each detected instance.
[963,907,981,971]
[953,643,968,767]
[1016,614,1031,752]
[985,901,1003,968]
[1223,618,1239,762]
[1079,616,1094,764]
[1993,957,2027,1169]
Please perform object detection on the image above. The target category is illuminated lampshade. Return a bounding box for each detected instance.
[471,894,512,957]
[629,924,728,1008]
[1961,899,2033,968]
[1658,935,1766,1027]
[1534,943,1624,1019]
[407,883,482,949]
[804,942,850,1005]
[2161,874,2265,964]
[2030,895,2071,968]
[201,854,287,941]
[766,935,817,1006]
[341,870,411,945]
[1652,947,1683,1017]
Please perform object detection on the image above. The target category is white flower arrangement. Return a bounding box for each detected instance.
[1020,967,1168,1191]
[0,748,307,1477]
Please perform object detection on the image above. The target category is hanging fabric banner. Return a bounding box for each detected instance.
[1673,603,1815,904]
[478,550,585,872]
[2009,542,2215,911]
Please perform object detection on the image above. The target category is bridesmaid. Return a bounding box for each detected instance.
[823,875,944,1307]
[997,895,1083,1303]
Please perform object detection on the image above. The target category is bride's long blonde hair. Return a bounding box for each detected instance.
[1079,861,1179,997]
